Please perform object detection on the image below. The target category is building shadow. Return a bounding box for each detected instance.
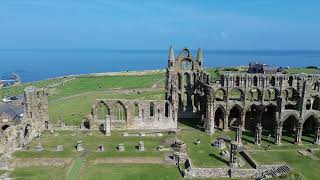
[178,118,203,131]
[209,153,228,165]
[242,131,255,144]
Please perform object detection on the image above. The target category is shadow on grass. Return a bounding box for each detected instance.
[178,118,203,131]
[209,153,228,165]
[282,131,295,144]
[301,132,314,144]
[242,131,255,144]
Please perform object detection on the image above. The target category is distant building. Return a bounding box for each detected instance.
[248,62,283,74]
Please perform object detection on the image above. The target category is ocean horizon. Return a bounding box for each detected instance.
[1,49,320,83]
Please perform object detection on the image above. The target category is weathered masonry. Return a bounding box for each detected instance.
[0,86,49,153]
[89,46,320,145]
[90,99,177,131]
[166,47,320,145]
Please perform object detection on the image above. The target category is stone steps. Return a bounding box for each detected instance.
[259,165,291,180]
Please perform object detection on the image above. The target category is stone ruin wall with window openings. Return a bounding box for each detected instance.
[90,46,320,146]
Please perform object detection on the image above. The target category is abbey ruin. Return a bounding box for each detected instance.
[90,47,320,145]
[2,47,320,155]
[0,86,49,153]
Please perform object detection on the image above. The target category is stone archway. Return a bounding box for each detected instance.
[112,101,126,121]
[214,106,225,130]
[228,105,243,129]
[262,105,277,132]
[302,115,319,143]
[96,102,110,120]
[282,115,299,144]
[244,106,259,132]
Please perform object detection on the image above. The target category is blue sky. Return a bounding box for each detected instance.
[0,0,319,50]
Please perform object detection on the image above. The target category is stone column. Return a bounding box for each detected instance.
[104,115,111,136]
[235,125,242,145]
[229,141,238,168]
[255,123,262,146]
[275,125,282,145]
[295,124,302,145]
[205,95,215,135]
[224,112,229,132]
[314,127,320,145]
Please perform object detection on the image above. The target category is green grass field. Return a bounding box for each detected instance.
[78,164,182,180]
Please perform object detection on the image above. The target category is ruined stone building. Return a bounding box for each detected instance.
[0,86,49,153]
[90,47,320,145]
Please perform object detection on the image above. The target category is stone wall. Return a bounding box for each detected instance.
[90,99,177,131]
[0,86,49,154]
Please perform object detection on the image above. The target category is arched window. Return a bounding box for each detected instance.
[184,73,190,86]
[181,60,192,70]
[134,103,139,117]
[112,102,126,121]
[150,102,154,116]
[253,76,258,86]
[288,76,293,87]
[270,76,276,86]
[97,102,109,119]
[229,88,243,101]
[313,97,320,111]
[235,76,240,86]
[165,102,169,117]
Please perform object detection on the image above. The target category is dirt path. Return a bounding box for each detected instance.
[10,158,72,168]
[91,157,163,164]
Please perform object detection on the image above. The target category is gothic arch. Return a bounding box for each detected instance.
[214,88,227,101]
[228,104,243,128]
[312,96,320,111]
[214,106,226,129]
[111,101,127,121]
[229,88,244,101]
[247,88,262,101]
[96,101,110,119]
[281,114,300,143]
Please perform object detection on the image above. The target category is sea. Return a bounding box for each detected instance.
[0,49,320,83]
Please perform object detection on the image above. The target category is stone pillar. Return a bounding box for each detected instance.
[315,127,320,145]
[275,125,282,145]
[104,115,111,136]
[295,124,302,145]
[224,112,229,132]
[205,94,215,135]
[235,125,242,145]
[255,123,262,146]
[229,141,238,168]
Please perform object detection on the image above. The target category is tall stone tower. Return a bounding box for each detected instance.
[165,47,205,119]
[23,86,49,131]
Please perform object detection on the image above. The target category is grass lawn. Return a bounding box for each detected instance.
[78,164,182,180]
[67,158,84,180]
[14,130,173,160]
[251,151,318,180]
[12,166,68,180]
[49,73,164,101]
[286,67,320,74]
[177,119,236,168]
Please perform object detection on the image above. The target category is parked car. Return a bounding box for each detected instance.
[9,96,19,100]
[2,98,12,103]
